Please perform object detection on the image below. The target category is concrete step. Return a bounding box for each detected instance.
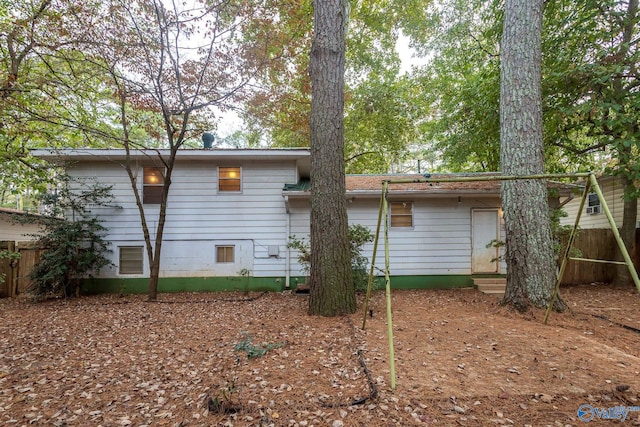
[473,277,506,296]
[473,277,506,285]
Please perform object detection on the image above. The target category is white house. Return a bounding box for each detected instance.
[560,175,640,229]
[0,208,44,242]
[31,148,569,294]
[286,174,509,290]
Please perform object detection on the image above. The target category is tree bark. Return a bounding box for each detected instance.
[613,173,638,287]
[611,0,638,287]
[500,0,565,312]
[308,0,354,316]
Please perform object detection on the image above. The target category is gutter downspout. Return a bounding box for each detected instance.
[284,195,290,289]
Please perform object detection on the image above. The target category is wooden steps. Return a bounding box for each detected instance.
[473,277,506,297]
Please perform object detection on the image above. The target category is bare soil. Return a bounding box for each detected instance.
[1,284,639,426]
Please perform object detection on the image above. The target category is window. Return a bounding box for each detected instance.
[390,202,413,227]
[586,192,601,214]
[216,245,235,263]
[218,167,241,192]
[143,167,165,204]
[119,246,143,274]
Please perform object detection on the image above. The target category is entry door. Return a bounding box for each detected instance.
[472,209,500,274]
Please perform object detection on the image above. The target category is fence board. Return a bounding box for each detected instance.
[560,229,640,285]
[15,242,45,295]
[0,241,16,297]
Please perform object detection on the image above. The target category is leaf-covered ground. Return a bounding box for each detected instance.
[1,284,639,426]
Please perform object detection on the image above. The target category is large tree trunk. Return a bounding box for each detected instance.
[308,0,354,316]
[147,159,173,301]
[611,0,639,288]
[613,173,638,287]
[500,0,565,312]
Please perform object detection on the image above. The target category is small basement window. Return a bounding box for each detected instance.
[586,192,601,215]
[143,167,165,204]
[390,202,413,227]
[119,246,144,274]
[218,167,241,192]
[216,245,235,263]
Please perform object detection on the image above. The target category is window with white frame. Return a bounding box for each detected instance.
[143,167,165,204]
[119,246,143,274]
[586,192,601,215]
[390,202,413,227]
[218,167,241,192]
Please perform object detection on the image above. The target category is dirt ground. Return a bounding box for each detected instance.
[1,284,640,427]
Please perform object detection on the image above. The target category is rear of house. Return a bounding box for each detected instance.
[33,149,310,294]
[285,175,507,290]
[32,149,580,294]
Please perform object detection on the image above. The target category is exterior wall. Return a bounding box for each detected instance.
[0,213,43,242]
[58,152,511,293]
[287,194,504,286]
[560,176,640,229]
[67,157,298,284]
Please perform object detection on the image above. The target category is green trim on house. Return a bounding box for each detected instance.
[81,276,290,294]
[81,274,475,294]
[385,275,474,290]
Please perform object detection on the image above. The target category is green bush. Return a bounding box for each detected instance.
[22,176,116,299]
[288,224,376,292]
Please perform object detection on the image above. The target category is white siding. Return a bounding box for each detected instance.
[560,176,640,229]
[287,196,503,277]
[0,214,43,242]
[68,158,296,278]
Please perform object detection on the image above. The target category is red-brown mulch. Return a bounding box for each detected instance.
[1,283,639,426]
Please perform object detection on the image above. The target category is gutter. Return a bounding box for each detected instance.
[284,195,290,289]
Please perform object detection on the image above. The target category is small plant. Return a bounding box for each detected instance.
[239,268,251,295]
[486,239,505,263]
[234,332,284,359]
[206,377,238,414]
[288,223,376,292]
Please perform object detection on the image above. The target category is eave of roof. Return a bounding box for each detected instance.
[30,148,311,162]
[283,173,577,198]
[0,207,47,220]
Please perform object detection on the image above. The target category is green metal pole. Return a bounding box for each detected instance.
[544,179,591,324]
[589,174,640,293]
[382,181,396,389]
[362,192,384,330]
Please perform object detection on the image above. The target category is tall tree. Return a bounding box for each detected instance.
[500,0,565,311]
[544,0,639,286]
[242,0,430,172]
[0,0,110,204]
[82,0,272,300]
[308,0,354,316]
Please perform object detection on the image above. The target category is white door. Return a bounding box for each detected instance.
[472,209,499,274]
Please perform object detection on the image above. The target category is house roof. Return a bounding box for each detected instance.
[284,173,578,199]
[31,148,313,178]
[30,148,311,161]
[0,207,43,217]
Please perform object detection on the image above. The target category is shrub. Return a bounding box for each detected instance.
[288,224,376,292]
[21,176,116,299]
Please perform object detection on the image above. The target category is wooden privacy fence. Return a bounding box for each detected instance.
[560,229,640,285]
[0,241,45,298]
